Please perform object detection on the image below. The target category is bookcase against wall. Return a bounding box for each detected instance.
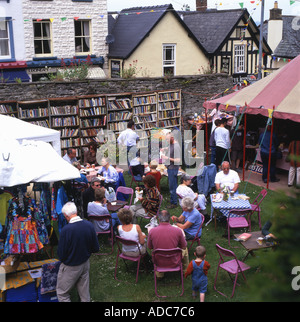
[157,89,181,130]
[18,99,50,128]
[106,93,132,134]
[0,101,18,117]
[49,97,80,158]
[78,95,106,147]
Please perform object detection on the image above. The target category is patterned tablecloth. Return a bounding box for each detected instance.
[210,194,251,218]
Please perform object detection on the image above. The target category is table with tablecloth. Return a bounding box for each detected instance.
[208,194,251,231]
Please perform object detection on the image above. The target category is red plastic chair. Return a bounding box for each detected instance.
[88,214,114,255]
[214,244,251,298]
[187,213,205,252]
[151,248,184,298]
[129,166,143,188]
[114,236,148,284]
[115,186,134,209]
[249,189,268,230]
[227,209,251,247]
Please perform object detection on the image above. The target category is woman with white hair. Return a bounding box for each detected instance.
[171,197,203,240]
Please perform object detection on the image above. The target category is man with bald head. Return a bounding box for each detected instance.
[214,161,240,193]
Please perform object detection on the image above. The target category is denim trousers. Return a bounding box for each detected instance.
[167,168,179,205]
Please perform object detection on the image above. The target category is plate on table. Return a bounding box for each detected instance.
[212,194,223,203]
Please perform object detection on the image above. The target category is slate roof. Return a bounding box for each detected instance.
[263,16,300,58]
[108,4,208,59]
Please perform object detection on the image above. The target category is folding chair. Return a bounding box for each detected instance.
[152,248,184,298]
[88,214,114,255]
[129,166,143,188]
[116,186,134,209]
[187,213,205,252]
[249,189,268,230]
[227,209,251,247]
[214,244,251,298]
[114,236,148,284]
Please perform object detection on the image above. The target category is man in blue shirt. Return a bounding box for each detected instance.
[56,202,99,302]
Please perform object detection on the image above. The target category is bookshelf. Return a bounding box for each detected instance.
[78,95,107,147]
[18,99,50,128]
[0,101,18,117]
[49,97,80,158]
[107,94,133,134]
[157,90,181,129]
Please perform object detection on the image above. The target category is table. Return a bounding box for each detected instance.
[107,200,127,212]
[234,231,275,261]
[208,194,251,231]
[256,148,290,171]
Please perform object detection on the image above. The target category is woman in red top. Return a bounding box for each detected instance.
[146,160,162,192]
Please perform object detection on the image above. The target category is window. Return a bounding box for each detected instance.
[33,20,52,56]
[74,20,91,54]
[234,44,246,74]
[163,44,175,76]
[0,20,11,58]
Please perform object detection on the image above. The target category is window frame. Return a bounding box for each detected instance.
[162,43,176,76]
[74,19,92,55]
[234,44,246,74]
[33,19,53,57]
[0,18,13,60]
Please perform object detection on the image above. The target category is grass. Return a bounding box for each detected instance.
[60,173,282,303]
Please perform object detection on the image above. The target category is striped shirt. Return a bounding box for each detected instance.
[141,186,160,217]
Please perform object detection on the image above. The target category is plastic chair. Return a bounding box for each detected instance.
[152,248,184,298]
[214,244,251,298]
[187,213,205,252]
[129,166,143,188]
[116,186,134,209]
[88,214,114,255]
[249,189,268,230]
[227,209,251,247]
[114,236,148,284]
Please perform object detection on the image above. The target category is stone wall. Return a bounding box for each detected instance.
[0,74,232,128]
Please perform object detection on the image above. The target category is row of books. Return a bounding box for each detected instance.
[133,95,157,105]
[158,101,179,111]
[134,114,157,124]
[52,116,79,127]
[80,107,106,116]
[108,122,128,132]
[29,120,50,128]
[80,117,106,128]
[133,105,156,114]
[50,105,78,115]
[60,128,79,138]
[0,105,16,114]
[108,112,132,122]
[107,99,132,111]
[159,119,180,127]
[19,108,49,118]
[61,138,81,149]
[81,137,101,145]
[81,128,102,138]
[159,109,180,119]
[78,97,106,108]
[158,92,180,101]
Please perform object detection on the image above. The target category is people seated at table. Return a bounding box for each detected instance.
[97,157,119,190]
[83,141,99,167]
[176,174,206,212]
[214,161,240,193]
[87,188,121,233]
[171,197,203,241]
[63,148,78,164]
[145,160,162,192]
[72,161,89,185]
[148,210,189,275]
[130,175,160,224]
[117,208,147,257]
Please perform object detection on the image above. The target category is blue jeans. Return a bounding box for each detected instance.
[167,168,179,205]
[111,213,121,233]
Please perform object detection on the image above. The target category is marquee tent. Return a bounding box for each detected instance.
[0,138,80,187]
[203,54,300,123]
[0,114,61,154]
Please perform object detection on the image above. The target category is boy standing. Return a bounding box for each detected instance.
[185,246,210,302]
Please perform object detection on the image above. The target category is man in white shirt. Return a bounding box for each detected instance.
[214,118,231,167]
[215,161,240,193]
[63,148,78,164]
[117,120,139,165]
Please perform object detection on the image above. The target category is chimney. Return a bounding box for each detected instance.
[267,1,283,52]
[270,1,282,20]
[196,0,207,12]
